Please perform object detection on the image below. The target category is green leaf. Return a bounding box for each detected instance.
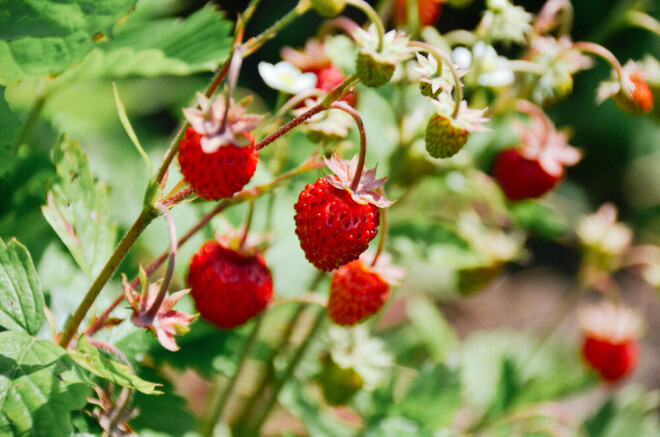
[392,363,461,430]
[41,136,117,278]
[0,237,44,335]
[406,296,458,362]
[0,86,21,176]
[585,385,660,437]
[54,6,232,84]
[0,331,89,436]
[0,0,138,84]
[69,335,162,395]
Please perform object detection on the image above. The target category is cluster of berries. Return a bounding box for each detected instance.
[179,93,401,330]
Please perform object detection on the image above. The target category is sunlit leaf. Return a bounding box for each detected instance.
[0,331,89,436]
[0,86,21,176]
[41,136,117,278]
[0,237,44,335]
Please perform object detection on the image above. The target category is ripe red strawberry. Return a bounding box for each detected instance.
[582,336,639,382]
[327,253,404,326]
[393,0,443,28]
[180,93,264,200]
[188,239,273,330]
[313,65,357,107]
[579,302,643,383]
[178,127,258,200]
[493,101,581,201]
[294,154,392,272]
[493,148,561,201]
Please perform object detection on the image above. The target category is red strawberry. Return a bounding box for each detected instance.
[393,0,443,28]
[493,101,581,201]
[313,65,357,107]
[178,128,258,200]
[294,154,392,272]
[493,148,561,201]
[188,239,273,330]
[582,336,639,382]
[579,302,643,383]
[327,253,404,326]
[181,93,264,200]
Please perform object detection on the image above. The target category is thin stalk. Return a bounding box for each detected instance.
[346,0,385,51]
[624,10,660,37]
[255,104,326,150]
[58,206,159,348]
[371,201,387,266]
[409,41,463,118]
[200,315,265,437]
[329,102,367,192]
[16,84,47,148]
[573,41,624,80]
[249,309,327,434]
[235,0,263,36]
[143,203,177,320]
[243,0,311,56]
[238,199,255,250]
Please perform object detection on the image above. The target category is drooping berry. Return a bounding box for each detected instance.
[311,0,346,18]
[579,302,643,383]
[178,128,258,200]
[493,101,581,201]
[187,239,273,330]
[356,50,397,88]
[614,72,653,115]
[294,154,392,272]
[353,25,410,88]
[327,253,404,326]
[180,93,264,200]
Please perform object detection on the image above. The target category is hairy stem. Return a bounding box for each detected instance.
[200,315,265,437]
[59,206,159,348]
[329,102,367,192]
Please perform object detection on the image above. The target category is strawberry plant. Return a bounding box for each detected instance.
[1,1,660,436]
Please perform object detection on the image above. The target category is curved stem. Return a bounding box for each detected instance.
[58,206,159,349]
[329,102,367,192]
[409,41,463,118]
[200,315,265,437]
[144,203,177,321]
[346,0,385,51]
[624,10,660,37]
[573,41,624,80]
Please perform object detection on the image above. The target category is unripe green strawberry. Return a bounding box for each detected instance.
[316,355,364,405]
[425,114,469,158]
[311,0,346,17]
[419,80,441,99]
[356,50,396,88]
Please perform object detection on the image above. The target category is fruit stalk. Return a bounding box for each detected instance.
[238,199,255,250]
[329,101,367,191]
[243,0,312,56]
[143,203,178,320]
[409,41,463,118]
[200,315,265,437]
[58,206,160,348]
[572,41,625,82]
[346,0,385,51]
[255,104,326,150]
[371,197,387,266]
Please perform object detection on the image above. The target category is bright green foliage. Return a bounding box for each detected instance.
[41,136,117,278]
[0,86,21,177]
[0,0,137,84]
[406,296,459,362]
[0,237,44,335]
[0,331,89,437]
[586,385,660,437]
[69,335,162,395]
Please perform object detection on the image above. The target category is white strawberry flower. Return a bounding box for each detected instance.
[472,42,514,87]
[258,61,317,94]
[576,203,633,257]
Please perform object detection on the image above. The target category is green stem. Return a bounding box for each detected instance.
[624,10,660,37]
[58,206,159,349]
[250,308,327,434]
[346,0,386,51]
[409,41,464,118]
[16,84,47,148]
[200,315,265,437]
[573,41,624,81]
[238,199,255,250]
[243,0,311,56]
[371,200,386,266]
